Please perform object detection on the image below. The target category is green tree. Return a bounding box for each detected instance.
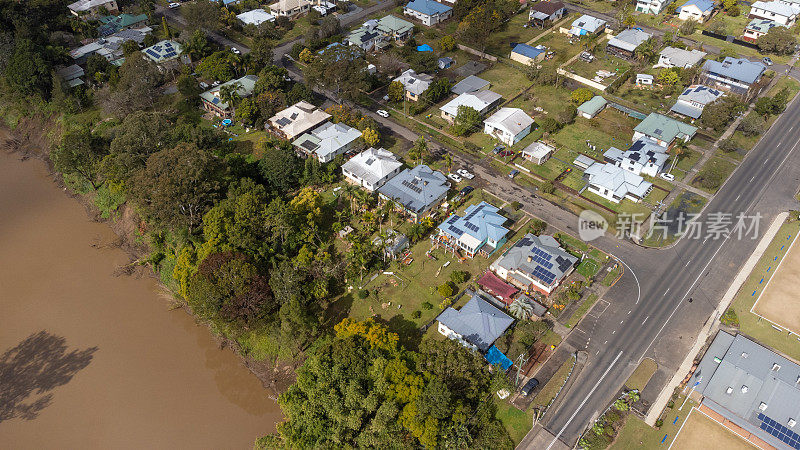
[437,282,455,297]
[440,34,456,51]
[509,297,534,319]
[423,78,452,104]
[183,29,213,61]
[303,44,368,103]
[388,80,405,103]
[258,139,301,194]
[195,51,237,81]
[657,68,680,85]
[182,0,220,31]
[571,87,594,104]
[98,52,161,117]
[758,27,798,55]
[51,128,104,191]
[362,127,380,147]
[408,137,429,165]
[452,105,481,136]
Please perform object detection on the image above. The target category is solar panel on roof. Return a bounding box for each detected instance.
[276,117,291,126]
[465,222,480,232]
[146,49,159,58]
[446,215,459,225]
[300,141,317,151]
[758,414,800,449]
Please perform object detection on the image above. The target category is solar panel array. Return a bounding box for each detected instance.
[758,413,800,449]
[146,49,159,59]
[465,222,480,233]
[529,247,553,270]
[448,225,463,236]
[532,265,556,285]
[401,179,422,193]
[446,215,460,225]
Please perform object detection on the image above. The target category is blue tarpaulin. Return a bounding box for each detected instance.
[485,345,513,370]
[417,44,433,52]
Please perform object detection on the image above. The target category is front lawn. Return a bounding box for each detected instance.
[495,398,534,445]
[691,157,737,193]
[530,354,575,409]
[564,54,631,87]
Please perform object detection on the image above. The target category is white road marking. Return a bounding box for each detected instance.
[684,260,691,267]
[663,287,670,297]
[735,194,741,201]
[608,255,641,305]
[628,310,632,315]
[620,320,624,324]
[764,158,770,164]
[612,330,616,334]
[642,316,649,325]
[546,351,624,450]
[750,176,756,182]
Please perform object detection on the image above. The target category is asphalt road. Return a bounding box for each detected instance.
[538,86,800,447]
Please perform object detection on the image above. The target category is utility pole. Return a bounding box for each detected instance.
[515,352,529,386]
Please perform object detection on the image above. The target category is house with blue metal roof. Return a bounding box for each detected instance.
[435,201,509,258]
[377,165,449,223]
[510,43,546,65]
[436,292,514,352]
[677,0,716,22]
[700,57,766,98]
[403,0,452,26]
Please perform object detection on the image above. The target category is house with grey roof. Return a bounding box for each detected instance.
[483,107,535,146]
[701,57,767,98]
[670,84,724,120]
[451,75,490,95]
[237,9,276,26]
[269,101,331,140]
[268,0,310,19]
[435,201,509,258]
[438,56,454,70]
[577,95,607,119]
[68,0,118,17]
[292,122,362,163]
[655,47,707,69]
[749,0,798,26]
[522,141,554,165]
[744,18,786,42]
[603,137,668,177]
[200,75,258,120]
[393,69,434,102]
[529,0,567,27]
[633,112,698,147]
[55,64,85,88]
[436,292,514,351]
[570,14,607,36]
[377,164,449,223]
[490,234,578,296]
[70,27,152,65]
[142,40,183,64]
[440,90,503,123]
[607,28,652,59]
[583,162,653,203]
[373,229,410,259]
[693,331,800,450]
[342,147,403,191]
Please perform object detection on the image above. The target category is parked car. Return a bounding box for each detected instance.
[492,145,505,154]
[459,185,474,196]
[579,51,594,62]
[230,47,241,54]
[498,150,514,157]
[168,2,180,7]
[521,378,540,396]
[762,57,773,66]
[660,172,675,181]
[457,168,475,179]
[447,173,463,183]
[377,109,390,118]
[508,169,519,179]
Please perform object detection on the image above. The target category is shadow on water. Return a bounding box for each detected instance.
[0,331,97,423]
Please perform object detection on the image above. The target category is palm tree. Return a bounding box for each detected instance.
[382,200,395,228]
[509,297,534,320]
[408,223,425,242]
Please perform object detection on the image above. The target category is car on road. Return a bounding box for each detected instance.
[230,47,241,54]
[456,168,474,179]
[376,109,390,118]
[763,57,773,66]
[521,378,539,396]
[447,173,463,183]
[508,169,519,179]
[459,185,474,196]
[492,145,505,154]
[168,2,180,7]
[659,172,675,181]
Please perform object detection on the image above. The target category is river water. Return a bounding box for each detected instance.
[0,148,282,448]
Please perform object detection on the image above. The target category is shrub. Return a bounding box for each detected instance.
[358,289,369,299]
[437,282,455,298]
[539,117,560,133]
[718,138,739,153]
[421,301,433,310]
[679,19,697,35]
[450,270,469,284]
[511,201,522,211]
[541,181,556,194]
[655,418,664,428]
[721,308,739,326]
[529,218,547,235]
[411,310,422,319]
[463,141,480,153]
[738,114,765,137]
[571,88,594,104]
[440,35,455,52]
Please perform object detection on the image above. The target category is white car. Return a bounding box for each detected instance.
[168,2,180,8]
[456,168,474,179]
[230,47,241,55]
[376,109,389,118]
[659,173,675,181]
[447,173,463,183]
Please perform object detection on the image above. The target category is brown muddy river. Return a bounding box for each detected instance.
[0,149,281,448]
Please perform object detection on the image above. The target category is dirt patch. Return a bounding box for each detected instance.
[752,232,800,335]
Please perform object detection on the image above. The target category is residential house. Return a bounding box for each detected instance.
[435,201,510,258]
[69,27,152,66]
[743,18,785,42]
[603,137,668,177]
[529,1,567,27]
[670,84,724,120]
[577,95,607,119]
[700,57,766,97]
[268,0,310,19]
[692,331,800,450]
[749,0,798,26]
[438,56,454,69]
[346,26,384,52]
[376,15,415,44]
[377,165,449,223]
[633,112,698,147]
[98,13,148,36]
[521,141,554,165]
[292,122,363,163]
[636,73,654,86]
[440,90,503,123]
[237,9,276,26]
[341,147,403,191]
[483,108,535,146]
[510,43,547,66]
[636,0,673,14]
[372,229,410,259]
[606,28,652,59]
[570,14,607,36]
[436,293,514,352]
[403,0,452,26]
[269,101,331,140]
[393,69,434,101]
[677,0,716,21]
[55,65,85,88]
[451,75,490,94]
[200,75,258,119]
[583,162,654,203]
[142,40,183,64]
[654,46,707,68]
[490,234,578,296]
[68,0,118,17]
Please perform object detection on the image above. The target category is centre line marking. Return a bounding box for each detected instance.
[750,176,756,182]
[642,316,649,325]
[684,260,691,267]
[735,194,741,201]
[663,287,670,297]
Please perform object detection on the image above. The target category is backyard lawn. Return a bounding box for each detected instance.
[483,10,553,57]
[552,109,638,159]
[564,53,631,87]
[478,63,534,99]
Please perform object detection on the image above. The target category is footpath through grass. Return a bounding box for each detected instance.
[610,393,698,449]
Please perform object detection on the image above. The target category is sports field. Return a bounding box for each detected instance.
[752,232,800,335]
[671,409,756,450]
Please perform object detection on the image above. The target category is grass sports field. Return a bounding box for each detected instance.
[752,231,800,335]
[671,409,755,450]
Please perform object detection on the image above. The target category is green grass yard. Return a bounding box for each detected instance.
[530,354,575,409]
[610,393,698,450]
[495,398,534,445]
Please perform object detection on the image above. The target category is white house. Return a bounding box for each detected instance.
[292,122,362,163]
[743,18,786,42]
[603,137,668,177]
[483,108,535,146]
[269,0,310,19]
[636,0,673,14]
[654,47,707,68]
[521,141,554,165]
[341,147,403,191]
[237,9,276,26]
[677,0,715,21]
[636,73,654,86]
[403,0,452,26]
[570,14,607,36]
[393,69,434,101]
[583,163,653,203]
[269,101,331,140]
[439,90,502,123]
[749,0,798,26]
[68,0,118,17]
[670,84,724,120]
[577,96,608,119]
[633,112,698,147]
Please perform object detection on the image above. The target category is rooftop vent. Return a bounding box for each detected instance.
[741,385,749,393]
[742,352,749,358]
[759,402,768,411]
[726,386,733,395]
[772,363,781,371]
[790,419,797,428]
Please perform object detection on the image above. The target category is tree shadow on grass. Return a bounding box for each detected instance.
[0,331,97,423]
